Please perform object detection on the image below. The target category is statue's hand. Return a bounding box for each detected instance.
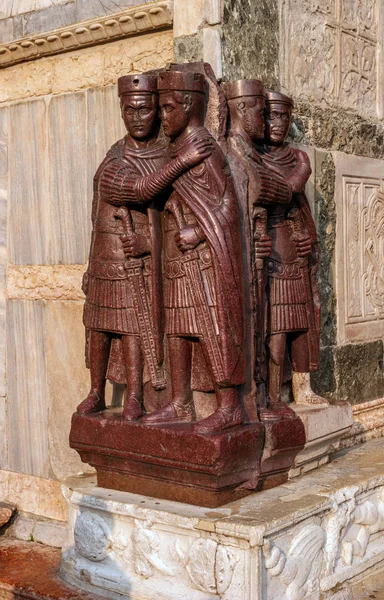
[292,233,312,258]
[121,233,150,258]
[255,234,272,259]
[179,136,214,169]
[175,226,203,252]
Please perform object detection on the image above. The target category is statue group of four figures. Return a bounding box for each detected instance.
[77,67,321,434]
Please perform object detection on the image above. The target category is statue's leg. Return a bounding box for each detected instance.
[142,336,195,424]
[77,330,111,414]
[121,334,144,420]
[268,332,286,404]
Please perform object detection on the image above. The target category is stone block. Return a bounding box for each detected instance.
[173,0,204,37]
[174,33,203,64]
[203,27,222,78]
[334,151,384,345]
[0,106,9,401]
[33,518,68,548]
[334,341,384,404]
[76,0,151,23]
[9,99,50,265]
[61,438,384,600]
[0,0,12,19]
[7,300,49,478]
[0,469,68,521]
[51,46,104,95]
[46,301,95,480]
[23,2,76,36]
[289,402,353,476]
[48,92,89,264]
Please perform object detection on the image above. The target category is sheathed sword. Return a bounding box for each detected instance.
[114,206,166,390]
[167,198,226,384]
[253,205,268,386]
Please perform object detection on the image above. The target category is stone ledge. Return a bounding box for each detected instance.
[60,438,384,599]
[0,1,172,69]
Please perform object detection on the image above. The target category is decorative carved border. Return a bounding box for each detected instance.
[0,2,172,69]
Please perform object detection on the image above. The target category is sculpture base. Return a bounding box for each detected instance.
[69,409,264,508]
[60,438,384,600]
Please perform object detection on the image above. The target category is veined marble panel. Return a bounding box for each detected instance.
[0,106,9,400]
[334,152,384,344]
[280,0,382,118]
[7,300,49,478]
[48,92,88,264]
[9,99,50,265]
[46,300,95,480]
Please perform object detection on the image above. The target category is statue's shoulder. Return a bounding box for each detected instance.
[107,137,125,159]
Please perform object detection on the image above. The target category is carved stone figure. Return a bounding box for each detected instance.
[78,74,212,421]
[224,80,294,417]
[143,70,246,433]
[255,91,322,407]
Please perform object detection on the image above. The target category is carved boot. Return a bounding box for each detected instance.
[77,389,106,414]
[142,400,195,425]
[193,405,243,434]
[122,395,144,421]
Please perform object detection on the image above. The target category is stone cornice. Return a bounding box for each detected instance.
[0,2,172,69]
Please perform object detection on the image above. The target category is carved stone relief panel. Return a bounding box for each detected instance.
[280,0,381,117]
[334,152,384,344]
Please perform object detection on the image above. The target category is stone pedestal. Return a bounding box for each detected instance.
[70,410,264,507]
[289,402,353,477]
[60,438,384,600]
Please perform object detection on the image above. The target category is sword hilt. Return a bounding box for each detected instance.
[253,206,268,270]
[114,206,134,236]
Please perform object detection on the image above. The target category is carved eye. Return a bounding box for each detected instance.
[140,108,151,116]
[125,107,134,115]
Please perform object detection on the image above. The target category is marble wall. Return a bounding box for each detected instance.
[0,22,173,484]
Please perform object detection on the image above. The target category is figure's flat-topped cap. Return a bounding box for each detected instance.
[157,70,205,93]
[118,74,157,96]
[265,90,294,108]
[223,79,264,100]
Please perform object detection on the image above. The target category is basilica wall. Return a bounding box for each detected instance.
[0,0,383,542]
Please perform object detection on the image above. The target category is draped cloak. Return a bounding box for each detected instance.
[164,127,246,387]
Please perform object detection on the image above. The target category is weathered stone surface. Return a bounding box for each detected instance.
[0,16,14,43]
[48,92,88,264]
[291,100,384,159]
[333,152,384,345]
[222,0,279,87]
[46,301,95,480]
[7,300,48,478]
[173,0,204,37]
[23,2,76,36]
[0,469,68,522]
[203,27,222,78]
[174,33,203,63]
[7,265,86,301]
[76,0,152,22]
[8,100,50,265]
[280,0,381,120]
[0,105,9,403]
[0,30,173,103]
[335,341,384,405]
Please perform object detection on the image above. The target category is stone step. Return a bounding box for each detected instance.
[0,540,104,600]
